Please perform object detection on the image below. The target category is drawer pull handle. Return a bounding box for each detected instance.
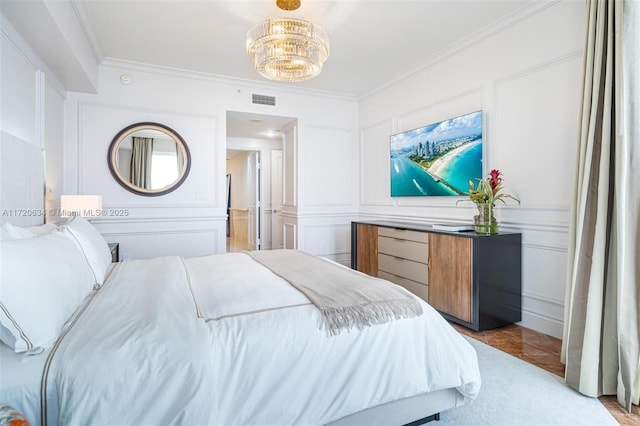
[428,257,432,273]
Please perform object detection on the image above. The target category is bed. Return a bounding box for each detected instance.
[0,134,481,426]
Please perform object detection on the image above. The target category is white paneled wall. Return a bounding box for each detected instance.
[1,27,39,146]
[293,123,359,265]
[75,103,218,205]
[44,79,66,214]
[1,17,66,226]
[64,101,221,259]
[358,1,585,337]
[299,220,354,265]
[62,63,358,260]
[282,122,298,210]
[301,125,357,209]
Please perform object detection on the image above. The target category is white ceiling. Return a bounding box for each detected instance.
[77,0,538,140]
[78,0,536,98]
[2,0,540,139]
[227,111,295,139]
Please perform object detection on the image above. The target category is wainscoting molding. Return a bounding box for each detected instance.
[94,216,225,225]
[302,123,357,208]
[294,212,359,219]
[75,102,219,206]
[521,308,564,339]
[283,222,297,250]
[94,212,226,259]
[519,242,568,338]
[395,86,484,135]
[301,222,352,260]
[359,119,395,207]
[102,228,221,238]
[102,228,222,260]
[493,49,583,90]
[282,122,298,210]
[359,0,559,100]
[491,51,582,209]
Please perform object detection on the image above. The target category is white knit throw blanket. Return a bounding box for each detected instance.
[245,250,423,335]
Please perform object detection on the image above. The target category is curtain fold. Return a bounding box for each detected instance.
[616,0,639,410]
[175,142,184,176]
[562,0,639,412]
[130,137,154,189]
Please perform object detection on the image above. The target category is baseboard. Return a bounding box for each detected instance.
[519,310,564,339]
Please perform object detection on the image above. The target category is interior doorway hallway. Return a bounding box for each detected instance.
[226,110,293,253]
[226,234,249,252]
[226,150,256,253]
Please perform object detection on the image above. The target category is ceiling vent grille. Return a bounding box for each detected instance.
[252,94,276,106]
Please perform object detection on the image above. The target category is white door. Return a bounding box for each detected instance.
[271,150,283,250]
[247,151,261,250]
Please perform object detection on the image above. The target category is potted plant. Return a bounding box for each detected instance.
[460,169,520,234]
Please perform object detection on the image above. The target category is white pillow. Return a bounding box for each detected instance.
[0,231,95,353]
[0,223,57,240]
[59,216,112,286]
[0,223,11,241]
[25,223,57,237]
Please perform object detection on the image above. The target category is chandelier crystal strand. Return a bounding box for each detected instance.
[246,18,329,82]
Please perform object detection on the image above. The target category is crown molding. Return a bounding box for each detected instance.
[100,57,358,102]
[70,0,103,63]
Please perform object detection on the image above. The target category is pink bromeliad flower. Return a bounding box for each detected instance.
[460,169,520,207]
[488,169,502,196]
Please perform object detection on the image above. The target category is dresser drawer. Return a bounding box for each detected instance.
[378,271,429,302]
[378,254,428,285]
[378,227,429,244]
[378,236,428,264]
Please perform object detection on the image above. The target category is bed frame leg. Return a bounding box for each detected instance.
[403,412,441,426]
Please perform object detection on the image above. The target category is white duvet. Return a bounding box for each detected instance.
[45,252,480,426]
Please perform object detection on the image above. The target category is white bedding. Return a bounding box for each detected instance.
[0,344,56,424]
[15,251,480,425]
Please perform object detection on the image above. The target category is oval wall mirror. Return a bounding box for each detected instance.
[107,122,191,196]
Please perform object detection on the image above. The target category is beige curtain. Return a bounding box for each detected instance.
[130,137,154,189]
[562,0,639,412]
[175,142,184,176]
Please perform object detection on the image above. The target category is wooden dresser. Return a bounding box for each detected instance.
[351,221,522,331]
[377,227,430,302]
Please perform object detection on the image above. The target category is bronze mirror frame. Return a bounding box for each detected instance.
[107,122,191,196]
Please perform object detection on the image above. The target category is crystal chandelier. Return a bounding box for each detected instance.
[246,1,329,82]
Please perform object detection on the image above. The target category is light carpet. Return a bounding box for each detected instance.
[437,337,618,426]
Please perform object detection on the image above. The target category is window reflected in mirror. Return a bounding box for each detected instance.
[108,123,191,196]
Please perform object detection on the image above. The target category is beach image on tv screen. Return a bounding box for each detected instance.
[390,111,483,197]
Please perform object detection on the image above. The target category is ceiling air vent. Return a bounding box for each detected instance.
[252,94,276,106]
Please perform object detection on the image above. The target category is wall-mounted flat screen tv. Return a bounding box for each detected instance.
[390,110,483,197]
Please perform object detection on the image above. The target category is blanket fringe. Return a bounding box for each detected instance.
[245,250,424,336]
[321,299,423,336]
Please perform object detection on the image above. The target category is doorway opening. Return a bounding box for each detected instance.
[226,150,259,252]
[225,111,294,252]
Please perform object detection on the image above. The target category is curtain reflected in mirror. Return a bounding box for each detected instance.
[130,136,154,188]
[108,123,191,196]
